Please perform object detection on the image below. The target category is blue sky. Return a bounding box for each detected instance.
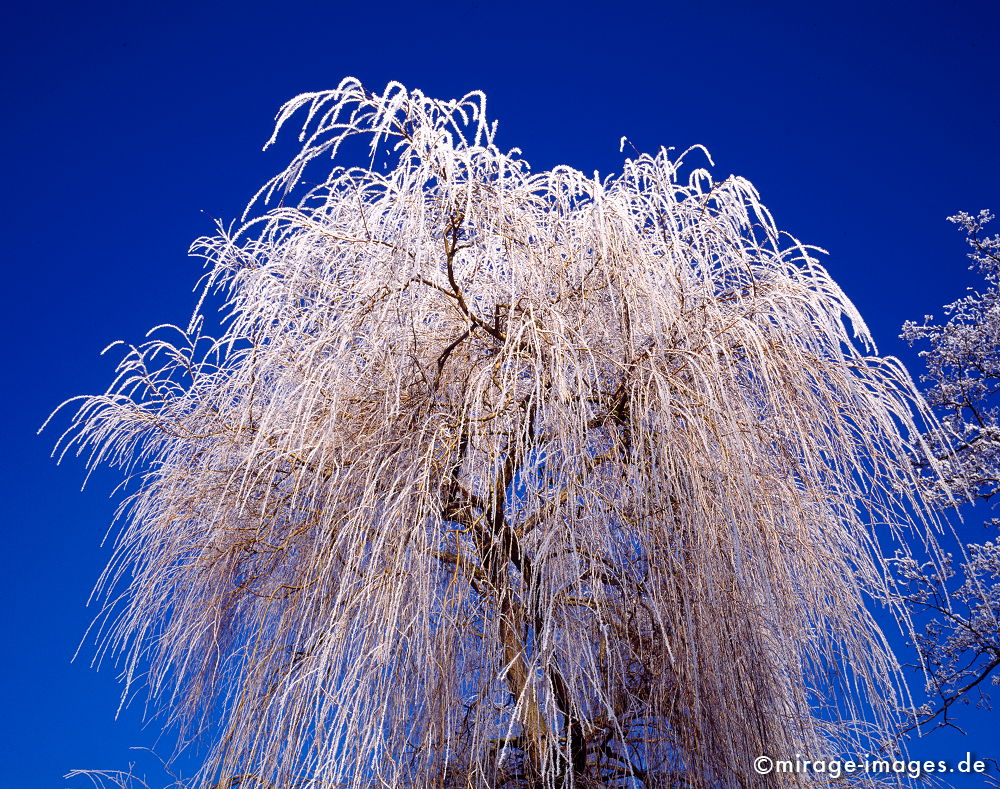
[3,1,999,786]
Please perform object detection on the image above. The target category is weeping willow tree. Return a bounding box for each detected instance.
[51,79,945,789]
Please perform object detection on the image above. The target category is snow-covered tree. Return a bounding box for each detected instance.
[898,210,1000,732]
[51,79,944,789]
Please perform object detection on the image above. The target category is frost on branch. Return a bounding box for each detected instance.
[901,209,1000,513]
[51,79,943,788]
[895,542,1000,732]
[898,210,1000,732]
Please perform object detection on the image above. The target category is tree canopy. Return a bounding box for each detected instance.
[897,210,1000,734]
[52,79,948,789]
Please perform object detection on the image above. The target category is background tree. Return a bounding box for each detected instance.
[897,210,1000,733]
[52,79,946,789]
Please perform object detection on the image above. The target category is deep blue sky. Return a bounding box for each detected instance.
[4,1,999,786]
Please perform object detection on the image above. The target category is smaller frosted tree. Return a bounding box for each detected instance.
[52,79,948,788]
[898,209,1000,732]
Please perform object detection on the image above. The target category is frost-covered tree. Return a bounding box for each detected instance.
[898,210,1000,732]
[51,79,944,789]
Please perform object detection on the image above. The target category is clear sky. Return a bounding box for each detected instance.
[4,1,999,786]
